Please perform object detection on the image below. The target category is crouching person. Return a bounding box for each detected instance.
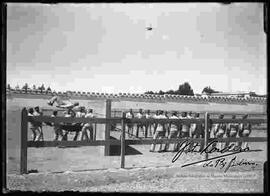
[238,114,251,149]
[81,108,94,141]
[51,110,63,141]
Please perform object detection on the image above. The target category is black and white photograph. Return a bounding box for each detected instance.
[4,2,268,193]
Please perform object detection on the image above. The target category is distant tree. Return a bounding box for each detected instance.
[166,90,176,95]
[45,86,52,94]
[144,91,155,94]
[22,83,29,92]
[177,82,194,96]
[38,84,45,93]
[158,90,165,95]
[202,86,219,95]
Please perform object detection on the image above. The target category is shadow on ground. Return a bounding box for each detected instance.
[109,136,142,156]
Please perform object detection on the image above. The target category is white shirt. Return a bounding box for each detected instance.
[135,113,143,119]
[170,115,179,131]
[76,112,86,118]
[145,114,151,119]
[84,113,94,126]
[126,112,133,119]
[180,116,189,132]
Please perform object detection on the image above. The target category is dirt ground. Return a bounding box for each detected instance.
[6,115,267,192]
[7,163,264,192]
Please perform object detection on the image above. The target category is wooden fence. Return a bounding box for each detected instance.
[20,108,267,174]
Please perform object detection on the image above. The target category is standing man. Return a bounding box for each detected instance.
[135,109,144,138]
[28,108,39,141]
[225,115,239,147]
[33,106,44,141]
[180,112,190,138]
[51,110,63,141]
[81,108,95,141]
[238,114,252,149]
[125,109,134,138]
[165,111,180,152]
[215,114,227,149]
[143,109,152,138]
[150,110,167,152]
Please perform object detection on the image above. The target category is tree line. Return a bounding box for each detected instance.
[7,83,52,93]
[144,82,219,96]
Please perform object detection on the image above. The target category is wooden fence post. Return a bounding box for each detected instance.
[120,112,126,168]
[104,99,112,156]
[94,123,97,141]
[20,108,28,174]
[204,112,209,160]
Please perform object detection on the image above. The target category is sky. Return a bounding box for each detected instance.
[7,3,267,94]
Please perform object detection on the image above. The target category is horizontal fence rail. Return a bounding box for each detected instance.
[29,116,122,124]
[20,106,267,174]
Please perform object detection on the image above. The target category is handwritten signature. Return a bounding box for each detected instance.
[203,156,258,172]
[172,140,250,163]
[171,140,259,171]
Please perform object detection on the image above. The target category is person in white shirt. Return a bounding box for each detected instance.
[135,109,144,138]
[165,111,180,152]
[180,112,190,138]
[143,110,152,138]
[215,114,227,149]
[152,110,159,135]
[28,108,39,141]
[81,108,94,141]
[225,115,239,147]
[125,109,134,138]
[150,110,167,152]
[238,114,251,149]
[51,110,63,141]
[33,106,44,141]
[187,111,193,119]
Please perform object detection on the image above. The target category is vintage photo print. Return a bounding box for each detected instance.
[4,2,267,193]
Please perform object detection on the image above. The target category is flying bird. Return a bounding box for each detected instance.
[146,24,153,31]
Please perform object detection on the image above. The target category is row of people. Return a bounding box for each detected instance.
[28,107,96,141]
[124,109,252,152]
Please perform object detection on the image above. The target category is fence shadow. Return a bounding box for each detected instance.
[109,136,143,156]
